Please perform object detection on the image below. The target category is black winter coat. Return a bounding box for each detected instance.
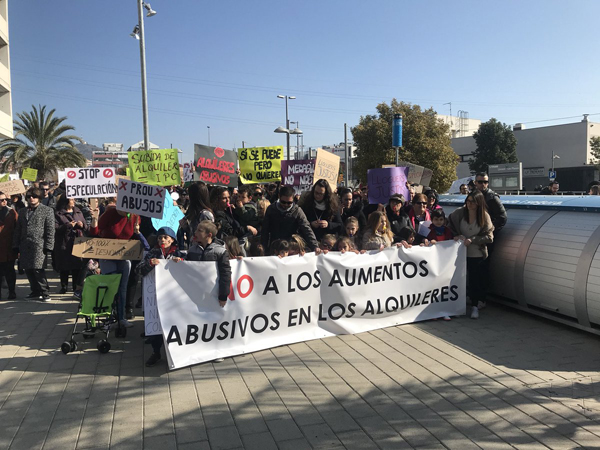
[301,203,343,242]
[482,188,507,233]
[385,205,413,244]
[54,207,88,271]
[261,203,319,251]
[341,200,367,232]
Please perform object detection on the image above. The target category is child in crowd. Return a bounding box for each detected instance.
[427,210,454,242]
[335,236,364,254]
[256,199,270,220]
[247,237,265,257]
[344,216,361,249]
[320,234,337,252]
[137,227,184,367]
[398,227,416,245]
[225,235,244,259]
[187,221,232,310]
[288,234,306,256]
[270,239,290,258]
[362,211,393,250]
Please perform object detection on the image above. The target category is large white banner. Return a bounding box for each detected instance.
[155,241,466,370]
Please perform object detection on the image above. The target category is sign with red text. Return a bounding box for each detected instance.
[156,241,466,370]
[116,178,165,219]
[65,167,118,199]
[194,144,238,187]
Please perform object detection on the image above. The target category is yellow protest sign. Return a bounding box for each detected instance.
[238,146,283,184]
[22,168,38,182]
[0,174,8,182]
[313,149,340,188]
[128,148,181,186]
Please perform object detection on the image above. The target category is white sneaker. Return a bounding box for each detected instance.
[119,319,134,328]
[470,306,479,319]
[477,301,487,310]
[443,316,451,321]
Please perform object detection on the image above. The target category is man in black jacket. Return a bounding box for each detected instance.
[261,185,319,253]
[475,173,507,234]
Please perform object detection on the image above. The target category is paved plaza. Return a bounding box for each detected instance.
[1,273,600,450]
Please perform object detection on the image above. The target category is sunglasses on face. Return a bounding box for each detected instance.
[26,195,37,199]
[0,198,7,202]
[414,201,427,205]
[476,180,489,184]
[280,200,293,206]
[42,188,49,191]
[253,192,263,197]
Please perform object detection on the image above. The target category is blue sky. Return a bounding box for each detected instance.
[9,0,600,162]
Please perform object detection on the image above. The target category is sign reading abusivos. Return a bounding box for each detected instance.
[194,144,238,187]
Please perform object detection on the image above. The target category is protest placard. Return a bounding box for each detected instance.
[143,271,162,336]
[397,161,425,185]
[116,178,166,219]
[281,159,314,193]
[0,174,8,182]
[152,190,184,233]
[128,148,181,186]
[313,149,340,188]
[22,168,38,182]
[420,168,434,187]
[0,179,26,196]
[65,167,117,199]
[183,161,194,182]
[72,237,143,260]
[194,144,238,186]
[367,167,410,204]
[238,146,282,184]
[57,170,66,184]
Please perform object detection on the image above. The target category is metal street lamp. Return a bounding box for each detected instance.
[552,150,560,172]
[275,95,298,160]
[130,1,157,151]
[207,126,211,146]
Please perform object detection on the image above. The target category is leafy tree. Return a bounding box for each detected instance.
[0,105,86,179]
[590,136,600,171]
[351,99,458,192]
[469,118,518,174]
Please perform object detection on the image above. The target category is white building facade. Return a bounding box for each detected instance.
[0,0,12,139]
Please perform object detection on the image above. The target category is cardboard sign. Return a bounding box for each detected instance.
[281,159,314,193]
[0,179,26,196]
[116,178,166,219]
[420,168,434,187]
[128,148,181,186]
[183,161,194,182]
[396,161,424,185]
[65,167,117,199]
[367,167,410,204]
[194,144,238,186]
[151,190,184,233]
[313,149,340,188]
[22,168,38,182]
[238,146,282,184]
[72,237,143,260]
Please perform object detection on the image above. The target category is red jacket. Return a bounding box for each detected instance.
[427,224,454,242]
[97,207,140,240]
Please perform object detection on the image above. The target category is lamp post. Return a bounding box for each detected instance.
[275,95,297,160]
[552,150,560,172]
[207,126,211,146]
[131,1,156,151]
[290,121,301,158]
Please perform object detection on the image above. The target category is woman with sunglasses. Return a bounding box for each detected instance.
[407,193,431,244]
[448,190,494,319]
[299,179,342,242]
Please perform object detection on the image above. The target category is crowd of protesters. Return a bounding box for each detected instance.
[15,172,600,365]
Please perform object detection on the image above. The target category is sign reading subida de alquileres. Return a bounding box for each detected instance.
[155,241,466,370]
[116,178,166,219]
[65,167,118,198]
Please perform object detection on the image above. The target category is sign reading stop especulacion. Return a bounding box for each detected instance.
[65,167,118,198]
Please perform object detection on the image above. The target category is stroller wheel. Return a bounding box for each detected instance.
[71,340,78,352]
[97,340,111,354]
[61,341,72,354]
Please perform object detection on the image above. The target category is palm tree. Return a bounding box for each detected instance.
[0,105,86,179]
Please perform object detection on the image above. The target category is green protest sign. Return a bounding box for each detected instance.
[22,168,38,182]
[128,148,181,186]
[0,174,8,182]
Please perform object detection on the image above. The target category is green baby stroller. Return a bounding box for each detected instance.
[61,274,122,354]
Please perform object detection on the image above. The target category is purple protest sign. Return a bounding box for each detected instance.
[281,159,314,194]
[367,167,410,204]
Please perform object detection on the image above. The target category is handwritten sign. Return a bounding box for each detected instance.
[65,167,117,199]
[420,168,434,187]
[143,271,162,336]
[313,149,340,188]
[128,148,181,186]
[72,237,143,260]
[116,178,165,219]
[22,168,38,182]
[183,161,194,182]
[281,159,314,194]
[151,190,184,233]
[396,161,425,185]
[238,146,282,184]
[194,144,238,187]
[0,179,26,196]
[367,167,410,204]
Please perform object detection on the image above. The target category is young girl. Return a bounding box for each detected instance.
[270,239,290,258]
[362,211,393,250]
[289,234,306,256]
[427,210,454,242]
[320,234,337,252]
[225,235,244,259]
[398,227,416,245]
[344,216,361,249]
[137,227,184,367]
[335,236,365,254]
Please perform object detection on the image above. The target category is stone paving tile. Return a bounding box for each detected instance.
[2,273,600,449]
